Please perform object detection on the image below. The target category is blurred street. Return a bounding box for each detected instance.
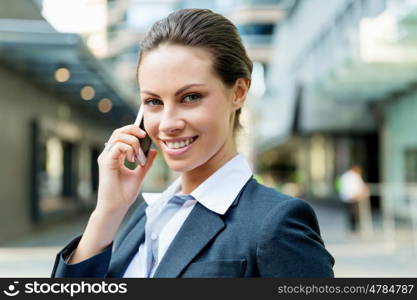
[313,202,417,277]
[1,201,417,277]
[0,214,90,278]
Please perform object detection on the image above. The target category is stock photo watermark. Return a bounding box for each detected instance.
[2,280,127,297]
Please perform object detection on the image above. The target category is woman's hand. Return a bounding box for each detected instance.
[96,124,158,214]
[66,125,157,265]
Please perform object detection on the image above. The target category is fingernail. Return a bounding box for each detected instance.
[134,155,140,164]
[138,128,146,136]
[136,147,147,166]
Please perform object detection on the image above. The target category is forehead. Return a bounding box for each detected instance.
[138,44,219,89]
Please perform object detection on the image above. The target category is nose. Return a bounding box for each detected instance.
[158,105,185,135]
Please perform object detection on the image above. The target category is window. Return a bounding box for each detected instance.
[30,118,94,221]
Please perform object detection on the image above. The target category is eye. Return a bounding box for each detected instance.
[182,93,202,103]
[144,98,163,106]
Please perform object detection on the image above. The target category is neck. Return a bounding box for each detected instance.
[180,140,237,194]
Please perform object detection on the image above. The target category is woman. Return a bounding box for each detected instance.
[51,8,334,278]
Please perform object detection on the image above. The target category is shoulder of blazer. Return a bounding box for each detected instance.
[231,177,322,231]
[232,177,299,208]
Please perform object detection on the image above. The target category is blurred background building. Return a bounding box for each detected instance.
[1,0,417,277]
[0,0,143,243]
[260,0,417,228]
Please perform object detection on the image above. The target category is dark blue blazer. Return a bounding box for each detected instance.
[51,177,334,277]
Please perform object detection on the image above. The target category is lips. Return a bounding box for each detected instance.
[163,136,198,149]
[160,136,199,156]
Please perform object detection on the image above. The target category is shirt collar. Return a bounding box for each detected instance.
[142,153,252,215]
[142,176,182,207]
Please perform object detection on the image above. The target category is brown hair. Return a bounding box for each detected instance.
[137,8,252,135]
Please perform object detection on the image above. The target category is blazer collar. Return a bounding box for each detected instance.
[230,176,254,207]
[152,202,224,277]
[107,202,223,278]
[108,176,255,278]
[153,177,254,277]
[107,207,148,278]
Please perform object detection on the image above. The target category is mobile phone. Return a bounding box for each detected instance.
[134,104,152,166]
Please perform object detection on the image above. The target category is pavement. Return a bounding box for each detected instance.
[0,201,416,277]
[0,214,90,278]
[311,201,417,277]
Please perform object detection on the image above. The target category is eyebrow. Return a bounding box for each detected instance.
[141,83,206,97]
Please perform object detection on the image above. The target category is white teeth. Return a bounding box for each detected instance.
[166,137,194,149]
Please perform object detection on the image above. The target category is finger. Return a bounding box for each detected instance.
[135,143,147,166]
[107,133,141,157]
[108,141,136,164]
[112,124,146,140]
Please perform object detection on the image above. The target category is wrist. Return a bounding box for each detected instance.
[93,202,130,218]
[82,209,126,248]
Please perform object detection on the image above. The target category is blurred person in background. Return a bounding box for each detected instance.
[339,165,369,234]
[51,8,334,278]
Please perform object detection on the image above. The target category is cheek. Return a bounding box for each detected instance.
[196,110,229,139]
[189,107,219,132]
[144,114,159,139]
[206,100,232,127]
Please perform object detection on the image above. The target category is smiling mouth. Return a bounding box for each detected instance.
[163,136,198,150]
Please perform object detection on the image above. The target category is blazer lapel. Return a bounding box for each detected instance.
[107,213,147,277]
[153,202,225,277]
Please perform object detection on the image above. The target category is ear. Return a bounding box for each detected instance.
[231,78,250,111]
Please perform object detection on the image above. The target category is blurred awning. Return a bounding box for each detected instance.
[0,18,137,126]
[255,80,376,153]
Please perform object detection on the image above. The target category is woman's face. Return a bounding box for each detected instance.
[138,44,239,174]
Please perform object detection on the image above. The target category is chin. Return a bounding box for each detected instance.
[165,157,202,173]
[166,162,193,173]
